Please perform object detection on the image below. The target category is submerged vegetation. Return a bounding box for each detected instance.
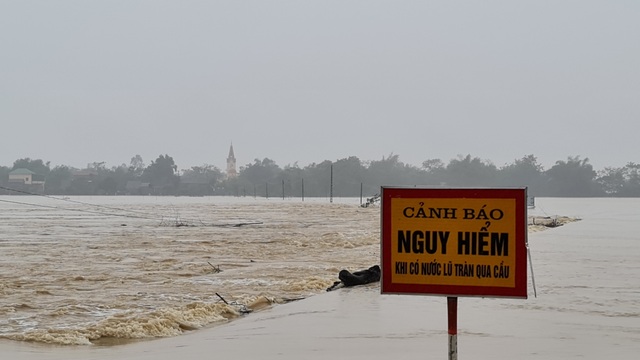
[2,154,640,197]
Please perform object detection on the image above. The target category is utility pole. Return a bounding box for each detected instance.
[330,164,333,203]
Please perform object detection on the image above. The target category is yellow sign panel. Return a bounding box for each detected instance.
[381,188,527,298]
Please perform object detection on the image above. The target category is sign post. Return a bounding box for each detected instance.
[448,296,458,360]
[380,187,528,358]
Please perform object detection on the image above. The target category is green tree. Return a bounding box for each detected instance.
[45,165,73,194]
[129,155,145,178]
[98,176,118,195]
[444,155,498,186]
[109,164,136,194]
[545,156,602,197]
[87,162,107,173]
[142,155,180,195]
[620,163,640,196]
[0,165,10,194]
[0,165,9,183]
[366,154,425,189]
[332,156,368,197]
[12,158,51,175]
[598,163,640,197]
[421,158,447,185]
[596,166,625,196]
[179,164,223,196]
[498,155,546,195]
[281,163,306,198]
[237,158,282,197]
[303,160,333,197]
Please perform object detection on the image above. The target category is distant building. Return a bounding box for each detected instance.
[8,168,45,193]
[9,168,38,184]
[226,143,237,178]
[72,170,98,182]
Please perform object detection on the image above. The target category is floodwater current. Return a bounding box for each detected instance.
[0,196,380,345]
[0,196,638,350]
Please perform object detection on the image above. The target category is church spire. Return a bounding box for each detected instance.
[228,143,235,159]
[226,143,237,178]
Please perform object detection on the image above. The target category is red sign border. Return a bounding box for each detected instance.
[380,187,528,299]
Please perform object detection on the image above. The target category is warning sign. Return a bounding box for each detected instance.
[381,187,528,298]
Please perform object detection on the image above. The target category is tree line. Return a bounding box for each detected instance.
[1,154,640,198]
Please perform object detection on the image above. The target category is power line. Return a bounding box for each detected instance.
[0,197,155,220]
[0,185,158,218]
[0,185,263,227]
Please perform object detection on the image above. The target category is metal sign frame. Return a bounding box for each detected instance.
[380,187,528,299]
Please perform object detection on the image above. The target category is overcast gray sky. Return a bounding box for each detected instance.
[1,1,638,172]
